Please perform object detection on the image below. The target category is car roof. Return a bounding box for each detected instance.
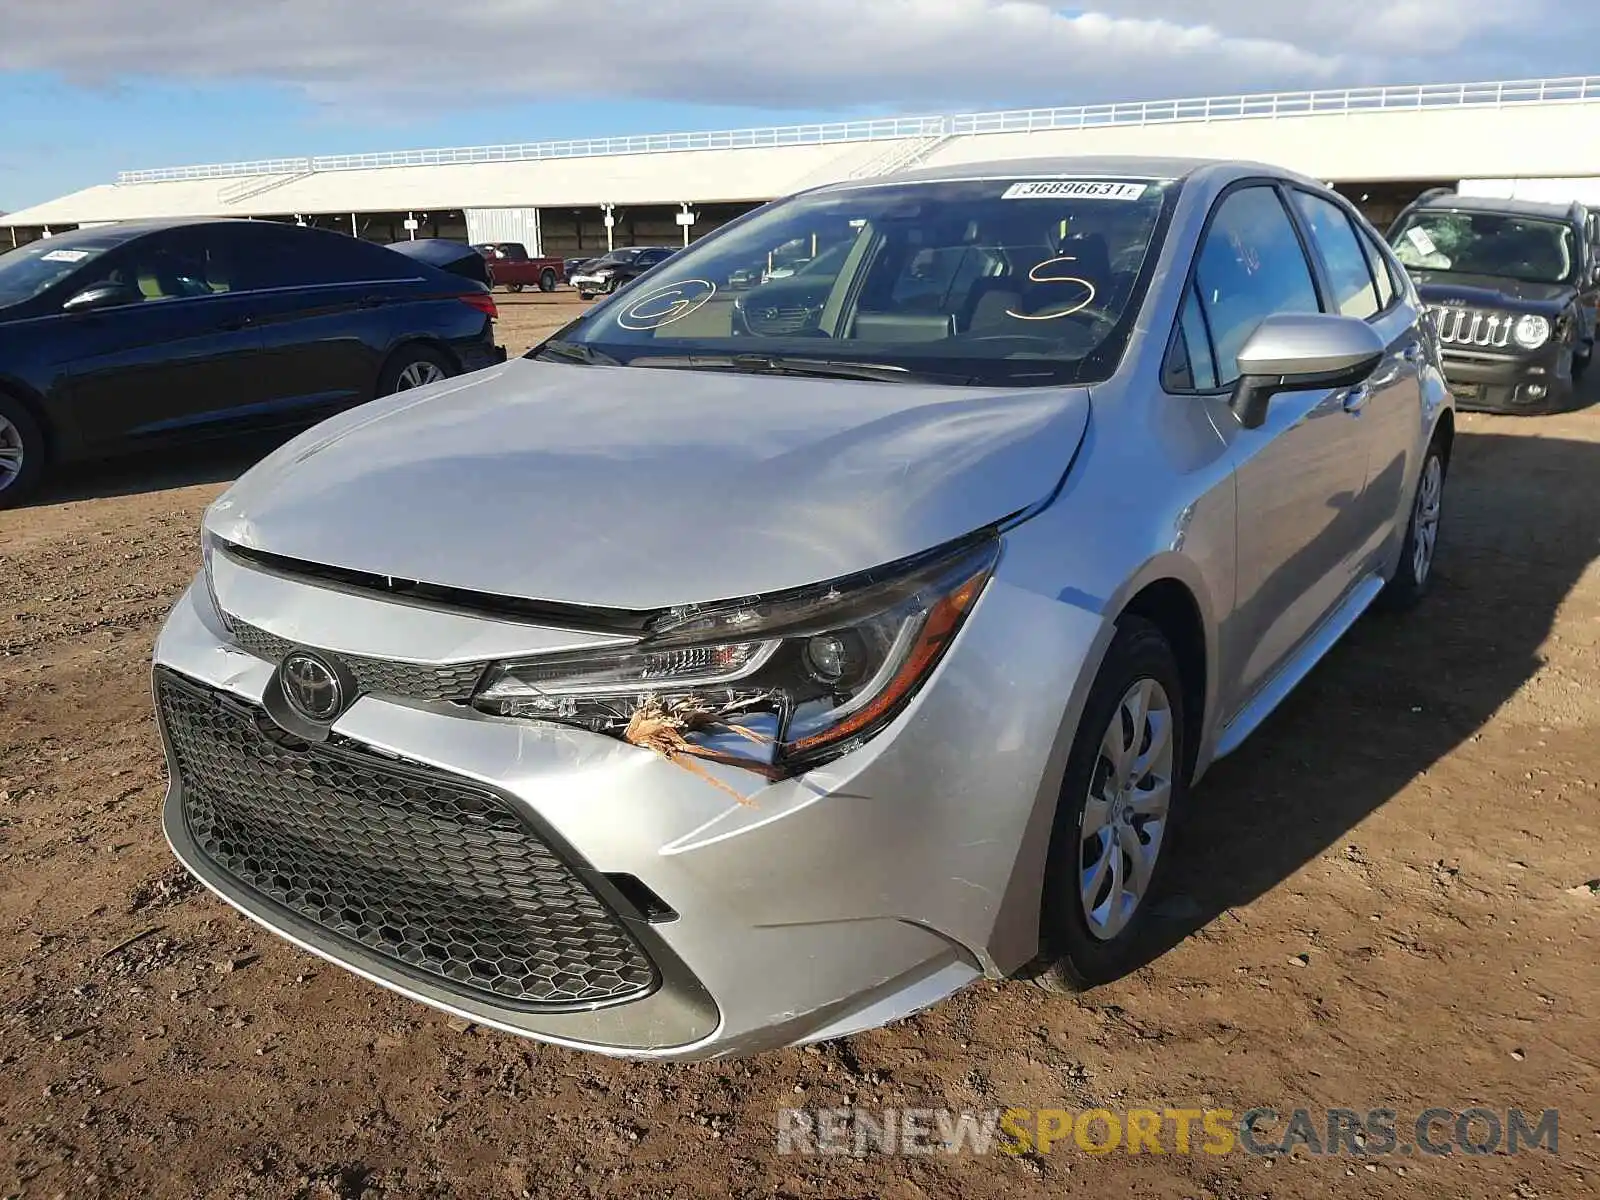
[41,216,326,250]
[853,154,1324,191]
[1408,193,1578,221]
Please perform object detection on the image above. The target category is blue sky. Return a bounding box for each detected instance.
[2,0,1590,215]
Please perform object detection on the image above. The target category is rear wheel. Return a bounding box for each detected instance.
[377,346,455,397]
[539,269,557,293]
[1028,616,1187,993]
[0,393,47,510]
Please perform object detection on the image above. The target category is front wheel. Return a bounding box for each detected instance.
[506,282,525,294]
[539,269,557,293]
[1028,616,1188,993]
[377,346,456,397]
[0,393,47,510]
[1376,439,1446,611]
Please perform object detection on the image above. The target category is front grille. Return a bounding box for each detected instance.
[1428,305,1513,349]
[229,620,490,702]
[744,303,821,335]
[158,671,658,1008]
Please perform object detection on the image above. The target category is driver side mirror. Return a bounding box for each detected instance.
[63,282,141,313]
[1230,314,1386,430]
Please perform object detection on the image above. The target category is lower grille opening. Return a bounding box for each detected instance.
[157,670,659,1009]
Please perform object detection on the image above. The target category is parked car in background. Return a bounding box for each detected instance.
[472,242,564,293]
[0,217,504,507]
[568,245,676,299]
[564,254,600,283]
[1388,190,1598,412]
[154,156,1453,1059]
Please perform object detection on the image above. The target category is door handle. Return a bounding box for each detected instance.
[1342,384,1372,414]
[216,315,255,332]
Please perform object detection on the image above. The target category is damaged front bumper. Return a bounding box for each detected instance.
[150,548,1104,1058]
[1438,342,1572,414]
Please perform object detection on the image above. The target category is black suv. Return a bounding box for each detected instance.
[1388,190,1598,413]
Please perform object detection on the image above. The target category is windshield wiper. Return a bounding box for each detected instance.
[534,339,623,367]
[629,353,970,384]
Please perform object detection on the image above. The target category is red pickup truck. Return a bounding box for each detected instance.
[473,242,565,293]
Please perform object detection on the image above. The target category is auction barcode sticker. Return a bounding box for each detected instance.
[1001,180,1148,201]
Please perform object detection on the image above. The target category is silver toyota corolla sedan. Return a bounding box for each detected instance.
[152,156,1453,1059]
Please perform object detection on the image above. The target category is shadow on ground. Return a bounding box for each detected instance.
[23,431,300,507]
[1137,417,1600,968]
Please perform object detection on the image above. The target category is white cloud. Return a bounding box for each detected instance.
[0,0,1590,113]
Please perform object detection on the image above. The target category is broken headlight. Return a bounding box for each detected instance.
[471,537,999,775]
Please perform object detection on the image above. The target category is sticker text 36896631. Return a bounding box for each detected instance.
[1001,180,1149,202]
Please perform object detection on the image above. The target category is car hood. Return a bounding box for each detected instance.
[1412,272,1575,314]
[205,357,1091,611]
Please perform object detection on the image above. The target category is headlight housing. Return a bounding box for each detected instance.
[200,525,234,631]
[1513,313,1551,350]
[472,538,1000,777]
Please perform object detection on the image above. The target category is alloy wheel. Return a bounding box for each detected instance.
[1080,677,1174,941]
[0,415,25,492]
[395,361,447,391]
[1412,454,1443,585]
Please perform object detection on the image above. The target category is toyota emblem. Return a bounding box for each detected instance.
[280,651,345,723]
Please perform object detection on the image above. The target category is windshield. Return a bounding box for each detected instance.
[0,233,120,307]
[1390,210,1577,285]
[544,176,1176,386]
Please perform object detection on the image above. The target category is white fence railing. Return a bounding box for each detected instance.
[116,75,1600,186]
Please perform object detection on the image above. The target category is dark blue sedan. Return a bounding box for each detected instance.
[0,218,505,507]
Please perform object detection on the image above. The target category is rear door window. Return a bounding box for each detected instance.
[1355,226,1396,309]
[1291,190,1380,319]
[225,224,421,291]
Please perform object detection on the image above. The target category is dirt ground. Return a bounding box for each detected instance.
[2,299,1597,1199]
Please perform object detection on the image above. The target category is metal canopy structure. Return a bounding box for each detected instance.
[6,75,1600,243]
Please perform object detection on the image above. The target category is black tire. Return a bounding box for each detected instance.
[539,269,557,293]
[1376,437,1447,612]
[506,282,525,294]
[0,391,47,510]
[579,291,595,301]
[376,345,456,398]
[1028,615,1188,993]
